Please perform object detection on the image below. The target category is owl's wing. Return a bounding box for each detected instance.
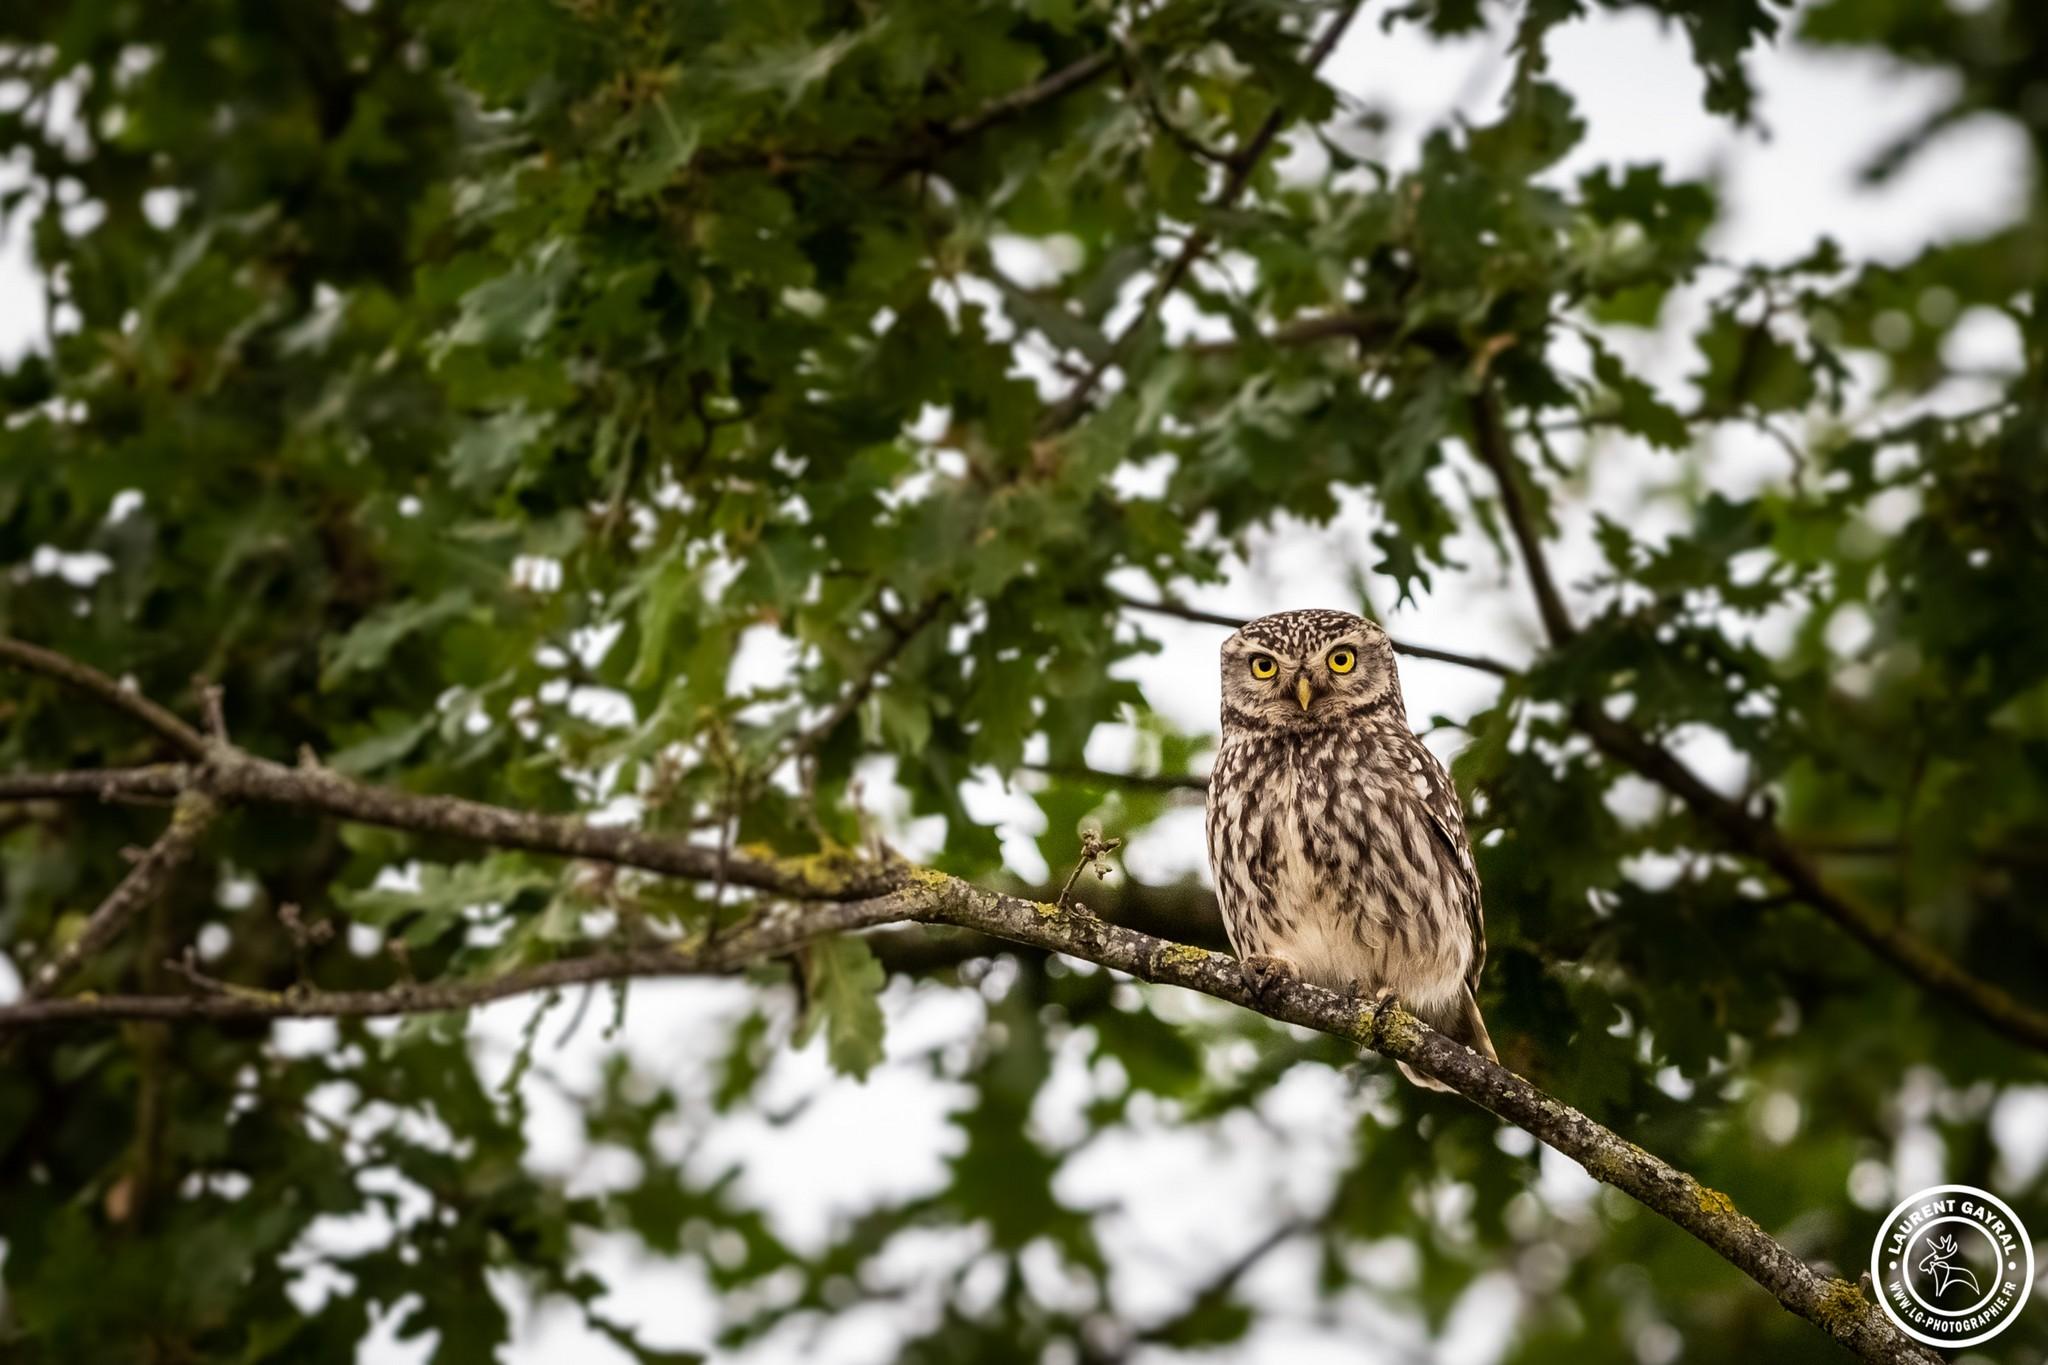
[1403,736,1486,996]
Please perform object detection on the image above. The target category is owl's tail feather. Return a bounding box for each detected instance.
[1396,1061,1457,1092]
[1395,987,1496,1093]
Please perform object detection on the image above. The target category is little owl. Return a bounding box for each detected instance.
[1205,608,1495,1090]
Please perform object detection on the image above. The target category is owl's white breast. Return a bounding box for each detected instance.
[1258,744,1468,1015]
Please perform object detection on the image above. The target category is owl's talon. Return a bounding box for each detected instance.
[1238,954,1298,1005]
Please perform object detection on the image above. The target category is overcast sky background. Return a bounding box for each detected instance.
[2,4,2043,1362]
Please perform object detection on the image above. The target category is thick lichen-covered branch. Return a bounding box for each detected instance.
[0,643,1948,1362]
[1,859,1934,1363]
[0,752,899,900]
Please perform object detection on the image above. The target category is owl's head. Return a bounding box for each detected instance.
[1219,608,1402,731]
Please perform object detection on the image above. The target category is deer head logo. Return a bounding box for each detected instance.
[1918,1233,1983,1299]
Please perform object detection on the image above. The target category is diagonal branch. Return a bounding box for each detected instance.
[0,866,1935,1364]
[1466,388,1575,646]
[1574,706,2048,1051]
[27,791,217,998]
[0,641,2001,1354]
[0,637,210,758]
[1463,380,2048,1053]
[792,592,952,760]
[1036,0,1367,436]
[942,50,1118,141]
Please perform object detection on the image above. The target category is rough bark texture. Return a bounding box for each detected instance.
[0,635,1947,1364]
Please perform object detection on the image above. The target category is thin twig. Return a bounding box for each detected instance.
[0,637,209,758]
[943,50,1118,141]
[1115,33,1234,167]
[791,593,952,759]
[1111,591,1518,678]
[1125,1216,1311,1354]
[1054,829,1120,910]
[1466,387,1575,646]
[195,676,229,745]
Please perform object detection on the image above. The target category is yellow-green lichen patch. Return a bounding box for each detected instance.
[1148,943,1211,970]
[1370,1006,1425,1053]
[1811,1278,1867,1336]
[1692,1183,1738,1219]
[901,864,953,891]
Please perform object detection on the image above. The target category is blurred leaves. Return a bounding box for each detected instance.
[2,0,2046,1361]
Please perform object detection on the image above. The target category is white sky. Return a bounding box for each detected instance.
[3,6,2042,1363]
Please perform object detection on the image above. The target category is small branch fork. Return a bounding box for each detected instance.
[1054,828,1121,910]
[0,634,1953,1363]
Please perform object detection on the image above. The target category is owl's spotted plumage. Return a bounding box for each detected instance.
[1204,608,1495,1090]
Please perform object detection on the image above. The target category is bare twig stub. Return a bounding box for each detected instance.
[1054,829,1121,910]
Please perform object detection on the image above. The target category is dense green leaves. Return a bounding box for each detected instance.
[3,0,2046,1360]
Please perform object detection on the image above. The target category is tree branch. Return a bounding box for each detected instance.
[0,865,1927,1361]
[1466,388,1575,647]
[1024,762,1209,794]
[0,637,210,758]
[0,634,1946,1361]
[1575,706,2048,1052]
[943,50,1118,141]
[1463,381,2048,1053]
[1036,0,1367,436]
[0,756,899,901]
[26,791,217,998]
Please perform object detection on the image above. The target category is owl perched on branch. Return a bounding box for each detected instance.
[1205,609,1495,1090]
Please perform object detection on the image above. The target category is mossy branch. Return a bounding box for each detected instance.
[0,637,1946,1363]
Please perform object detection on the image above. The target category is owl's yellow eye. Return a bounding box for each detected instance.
[1249,655,1278,680]
[1327,648,1356,674]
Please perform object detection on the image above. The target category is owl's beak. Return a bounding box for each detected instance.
[1295,674,1313,710]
